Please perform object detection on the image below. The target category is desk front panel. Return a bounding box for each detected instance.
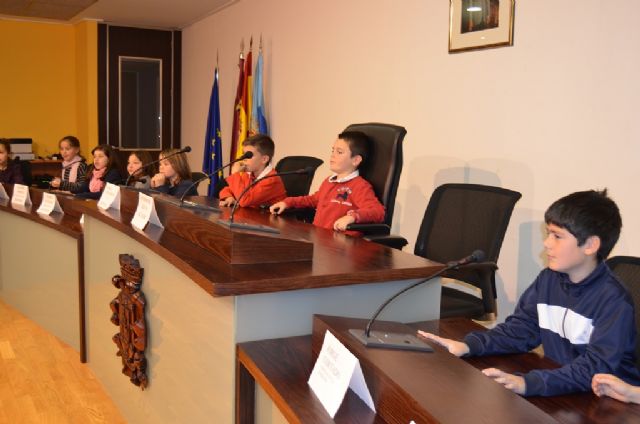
[0,209,81,353]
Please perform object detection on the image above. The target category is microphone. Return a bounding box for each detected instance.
[124,146,191,186]
[178,150,254,204]
[228,166,314,223]
[447,249,485,268]
[349,250,486,350]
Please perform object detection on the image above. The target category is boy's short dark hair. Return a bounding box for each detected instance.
[243,134,275,164]
[338,131,370,168]
[544,189,621,261]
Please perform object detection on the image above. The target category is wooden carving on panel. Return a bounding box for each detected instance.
[110,254,148,389]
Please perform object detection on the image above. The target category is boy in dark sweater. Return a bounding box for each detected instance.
[419,189,640,396]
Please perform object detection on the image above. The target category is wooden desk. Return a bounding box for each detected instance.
[237,315,640,423]
[73,189,445,423]
[0,185,85,361]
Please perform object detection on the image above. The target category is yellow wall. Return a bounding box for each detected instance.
[0,19,97,158]
[74,20,98,157]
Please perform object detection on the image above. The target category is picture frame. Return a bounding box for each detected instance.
[449,0,515,53]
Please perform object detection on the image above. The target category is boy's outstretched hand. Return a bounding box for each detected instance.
[417,331,470,357]
[482,368,526,395]
[592,373,640,404]
[219,197,236,207]
[270,201,287,215]
[333,215,356,232]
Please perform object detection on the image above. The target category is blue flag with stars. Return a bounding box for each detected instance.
[202,67,223,197]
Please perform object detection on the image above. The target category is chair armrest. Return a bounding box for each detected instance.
[345,223,391,236]
[363,234,408,250]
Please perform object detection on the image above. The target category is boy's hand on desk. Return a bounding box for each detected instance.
[417,331,469,357]
[270,202,287,215]
[482,368,526,395]
[219,197,236,207]
[592,373,640,404]
[333,215,355,231]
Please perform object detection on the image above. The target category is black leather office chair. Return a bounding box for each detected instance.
[190,172,207,191]
[14,158,33,186]
[275,156,323,197]
[343,123,407,248]
[606,255,640,366]
[411,184,521,320]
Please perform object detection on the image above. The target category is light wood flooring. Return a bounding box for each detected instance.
[0,299,126,423]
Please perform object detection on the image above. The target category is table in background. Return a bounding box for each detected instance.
[29,159,62,178]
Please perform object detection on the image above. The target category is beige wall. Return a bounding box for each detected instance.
[181,0,640,318]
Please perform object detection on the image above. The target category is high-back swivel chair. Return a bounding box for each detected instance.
[606,255,640,366]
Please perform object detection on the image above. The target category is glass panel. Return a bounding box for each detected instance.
[119,57,162,150]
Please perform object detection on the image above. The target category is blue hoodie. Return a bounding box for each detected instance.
[464,261,640,396]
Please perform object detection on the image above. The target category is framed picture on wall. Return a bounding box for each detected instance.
[449,0,515,53]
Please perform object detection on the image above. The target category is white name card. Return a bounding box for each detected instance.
[97,183,121,211]
[308,330,375,418]
[0,183,8,200]
[37,192,64,215]
[11,184,32,206]
[131,192,164,231]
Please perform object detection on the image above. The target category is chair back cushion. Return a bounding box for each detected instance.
[344,123,406,226]
[606,255,640,366]
[275,156,323,197]
[415,183,522,264]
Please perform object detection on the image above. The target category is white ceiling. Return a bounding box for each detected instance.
[0,0,237,29]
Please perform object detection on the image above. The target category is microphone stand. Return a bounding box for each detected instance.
[349,250,485,351]
[218,167,311,234]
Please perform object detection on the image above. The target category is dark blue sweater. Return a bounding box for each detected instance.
[154,179,197,198]
[464,261,640,396]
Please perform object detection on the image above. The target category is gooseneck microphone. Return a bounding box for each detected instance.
[217,167,313,235]
[348,250,486,351]
[124,146,191,186]
[178,150,253,204]
[228,166,314,223]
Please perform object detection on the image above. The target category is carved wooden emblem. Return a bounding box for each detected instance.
[110,254,148,389]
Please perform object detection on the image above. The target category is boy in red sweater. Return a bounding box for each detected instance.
[269,131,384,233]
[219,134,287,208]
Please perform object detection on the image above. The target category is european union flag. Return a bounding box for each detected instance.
[202,67,223,197]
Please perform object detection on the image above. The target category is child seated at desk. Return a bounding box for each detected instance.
[269,131,384,233]
[219,134,286,208]
[73,144,122,199]
[0,139,24,184]
[126,151,155,190]
[150,148,198,198]
[50,135,87,191]
[418,190,640,397]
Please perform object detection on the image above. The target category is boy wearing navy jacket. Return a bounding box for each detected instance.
[419,189,640,397]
